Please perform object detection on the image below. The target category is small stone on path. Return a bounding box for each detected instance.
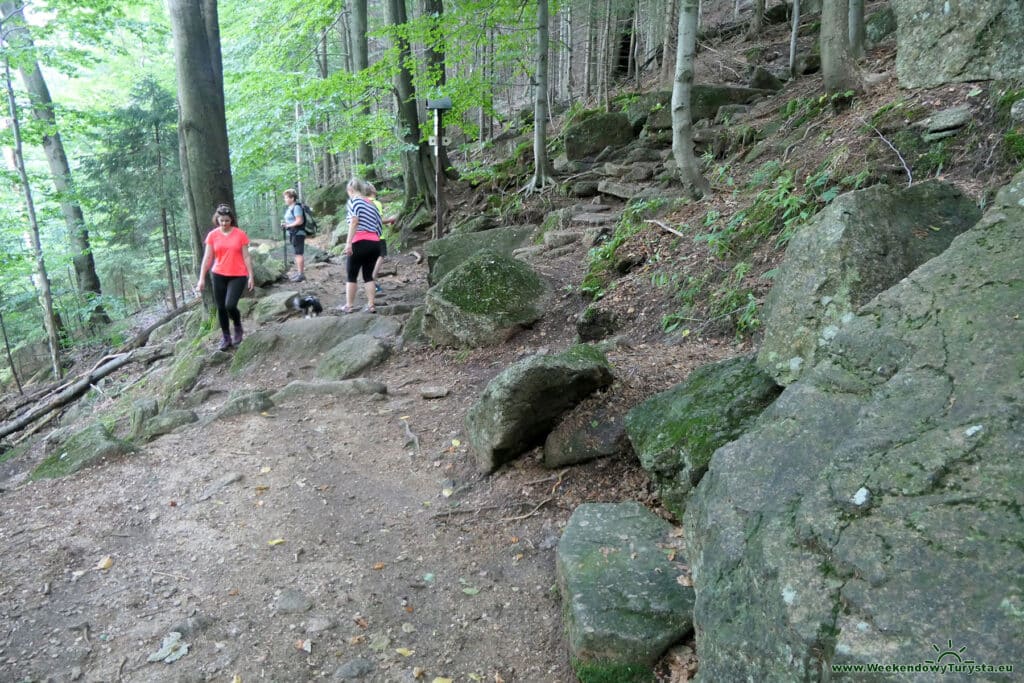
[420,386,450,399]
[275,588,313,614]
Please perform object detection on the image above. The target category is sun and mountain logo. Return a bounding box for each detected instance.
[924,640,974,667]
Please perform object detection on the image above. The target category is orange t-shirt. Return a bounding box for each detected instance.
[205,227,250,277]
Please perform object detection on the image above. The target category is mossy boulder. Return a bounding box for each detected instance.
[306,183,349,218]
[625,355,780,519]
[162,345,208,405]
[614,92,671,134]
[645,85,773,132]
[316,334,390,380]
[130,398,160,438]
[251,290,299,323]
[212,389,274,421]
[758,181,980,385]
[543,402,628,468]
[564,112,635,160]
[32,422,134,479]
[141,409,198,441]
[450,215,500,234]
[557,503,693,670]
[425,225,536,285]
[249,249,287,287]
[423,250,548,348]
[865,5,896,46]
[465,345,614,472]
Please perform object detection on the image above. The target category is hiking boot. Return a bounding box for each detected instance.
[290,273,305,282]
[218,334,232,352]
[232,324,244,346]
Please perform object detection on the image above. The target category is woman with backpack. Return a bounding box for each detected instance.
[196,204,254,351]
[282,188,306,282]
[339,178,383,313]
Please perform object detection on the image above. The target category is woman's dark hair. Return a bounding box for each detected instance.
[212,204,237,225]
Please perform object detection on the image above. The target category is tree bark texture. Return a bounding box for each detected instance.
[671,0,710,198]
[529,0,554,192]
[386,0,435,211]
[821,0,859,93]
[848,0,865,58]
[351,0,375,176]
[790,0,802,75]
[0,1,107,324]
[2,55,62,379]
[167,0,234,283]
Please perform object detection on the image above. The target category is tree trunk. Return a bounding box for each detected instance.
[351,0,375,176]
[789,0,802,76]
[848,0,865,58]
[0,308,23,395]
[3,56,61,379]
[0,1,108,326]
[167,0,234,297]
[746,0,765,39]
[386,0,435,212]
[660,0,678,85]
[671,0,710,198]
[153,122,177,309]
[528,0,555,193]
[821,0,859,94]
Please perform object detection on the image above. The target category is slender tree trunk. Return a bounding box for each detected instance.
[3,56,61,379]
[386,0,435,212]
[671,0,710,198]
[789,0,802,76]
[1,1,108,326]
[560,3,572,102]
[746,0,764,39]
[848,0,865,58]
[167,0,234,294]
[660,0,678,85]
[153,123,177,309]
[351,0,375,176]
[0,308,23,394]
[583,8,594,98]
[821,0,859,94]
[528,0,554,193]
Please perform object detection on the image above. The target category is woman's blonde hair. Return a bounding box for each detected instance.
[283,188,298,201]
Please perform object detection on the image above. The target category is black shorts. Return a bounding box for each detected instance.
[291,231,305,255]
[379,240,388,257]
[347,240,382,283]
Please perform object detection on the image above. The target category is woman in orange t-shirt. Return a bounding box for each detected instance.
[196,204,255,351]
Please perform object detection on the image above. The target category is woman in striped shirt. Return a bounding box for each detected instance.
[340,178,384,313]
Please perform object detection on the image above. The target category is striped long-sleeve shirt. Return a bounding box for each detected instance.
[346,196,383,243]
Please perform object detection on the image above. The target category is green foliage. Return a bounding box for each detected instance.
[781,91,856,128]
[994,86,1024,125]
[572,660,655,683]
[581,198,680,299]
[1003,130,1024,162]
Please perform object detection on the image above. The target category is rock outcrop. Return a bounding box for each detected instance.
[686,171,1024,680]
[758,181,979,385]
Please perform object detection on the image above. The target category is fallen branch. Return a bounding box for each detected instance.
[401,418,420,454]
[501,497,553,522]
[645,219,688,239]
[862,118,912,187]
[0,344,173,441]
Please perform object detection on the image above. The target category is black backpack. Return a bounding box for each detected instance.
[297,202,318,236]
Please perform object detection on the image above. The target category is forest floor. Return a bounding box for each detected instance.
[0,239,733,683]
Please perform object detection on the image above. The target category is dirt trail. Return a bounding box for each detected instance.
[0,251,637,683]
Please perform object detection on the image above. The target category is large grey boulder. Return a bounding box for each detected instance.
[249,248,287,287]
[212,389,274,421]
[425,226,536,285]
[893,0,1024,87]
[32,422,134,479]
[685,171,1024,681]
[564,112,636,160]
[272,379,387,404]
[142,409,198,441]
[422,250,548,349]
[466,345,614,473]
[626,355,780,519]
[316,334,390,380]
[543,401,628,468]
[758,181,979,385]
[645,85,773,131]
[231,315,398,373]
[251,290,299,323]
[557,503,694,669]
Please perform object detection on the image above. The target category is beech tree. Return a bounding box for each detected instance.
[2,50,61,379]
[351,0,375,176]
[671,0,709,197]
[167,0,234,276]
[0,0,108,326]
[821,0,859,94]
[526,0,555,193]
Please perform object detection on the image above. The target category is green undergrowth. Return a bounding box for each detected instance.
[581,197,688,299]
[572,659,656,683]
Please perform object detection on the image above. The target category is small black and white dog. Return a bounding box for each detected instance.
[285,294,323,318]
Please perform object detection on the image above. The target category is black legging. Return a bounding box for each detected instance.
[347,240,381,283]
[211,272,246,334]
